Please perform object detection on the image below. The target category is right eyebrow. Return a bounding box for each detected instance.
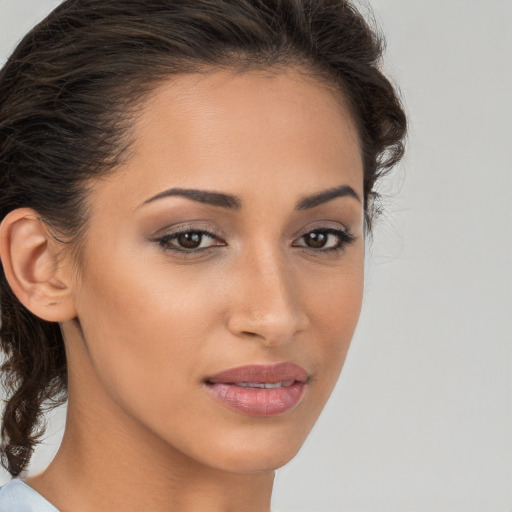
[138,188,242,210]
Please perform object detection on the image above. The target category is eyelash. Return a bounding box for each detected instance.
[154,225,356,257]
[294,227,356,255]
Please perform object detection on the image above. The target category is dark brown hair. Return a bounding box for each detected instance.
[0,0,406,477]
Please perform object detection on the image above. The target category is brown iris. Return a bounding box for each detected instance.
[177,232,203,249]
[304,231,329,249]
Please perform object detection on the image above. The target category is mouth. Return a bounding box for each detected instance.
[204,363,309,417]
[231,380,296,388]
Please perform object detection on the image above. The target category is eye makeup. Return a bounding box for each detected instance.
[152,223,356,259]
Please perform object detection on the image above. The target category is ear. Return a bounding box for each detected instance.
[0,208,77,322]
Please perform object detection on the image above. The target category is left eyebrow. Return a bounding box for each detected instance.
[295,184,361,210]
[138,184,361,210]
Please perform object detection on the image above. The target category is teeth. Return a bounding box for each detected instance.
[235,380,295,389]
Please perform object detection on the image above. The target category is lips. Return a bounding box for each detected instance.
[204,363,309,417]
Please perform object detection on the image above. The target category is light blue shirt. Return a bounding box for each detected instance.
[0,479,60,512]
[0,478,284,511]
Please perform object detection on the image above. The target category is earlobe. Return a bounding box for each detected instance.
[0,208,77,322]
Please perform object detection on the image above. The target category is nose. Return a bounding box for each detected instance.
[226,247,309,347]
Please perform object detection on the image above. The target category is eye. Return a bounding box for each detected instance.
[293,227,355,253]
[155,228,224,253]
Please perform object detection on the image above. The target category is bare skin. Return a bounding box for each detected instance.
[4,68,365,512]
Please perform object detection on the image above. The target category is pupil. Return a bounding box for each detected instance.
[306,231,327,248]
[178,232,202,248]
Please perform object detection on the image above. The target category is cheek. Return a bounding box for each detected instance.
[72,249,221,416]
[306,254,364,386]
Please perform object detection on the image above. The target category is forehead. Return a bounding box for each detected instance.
[90,68,363,213]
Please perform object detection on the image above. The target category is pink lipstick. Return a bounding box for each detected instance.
[204,362,308,417]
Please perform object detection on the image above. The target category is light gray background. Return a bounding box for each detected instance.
[1,1,511,511]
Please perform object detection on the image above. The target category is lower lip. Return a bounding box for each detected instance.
[205,381,307,417]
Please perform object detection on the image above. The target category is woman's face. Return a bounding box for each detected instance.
[64,68,365,473]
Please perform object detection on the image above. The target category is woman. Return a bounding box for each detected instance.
[0,0,406,510]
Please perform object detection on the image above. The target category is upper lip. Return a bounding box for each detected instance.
[205,362,309,384]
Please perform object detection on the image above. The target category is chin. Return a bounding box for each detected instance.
[190,425,310,474]
[214,447,301,474]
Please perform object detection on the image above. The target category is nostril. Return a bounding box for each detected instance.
[240,331,258,337]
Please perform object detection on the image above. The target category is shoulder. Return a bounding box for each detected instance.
[0,479,60,512]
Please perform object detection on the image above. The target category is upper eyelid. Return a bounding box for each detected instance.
[295,221,349,235]
[294,227,351,239]
[157,224,349,239]
[154,224,224,239]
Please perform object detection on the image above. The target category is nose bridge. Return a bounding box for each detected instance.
[227,242,308,345]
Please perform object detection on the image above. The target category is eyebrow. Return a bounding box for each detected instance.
[139,184,361,210]
[296,184,361,209]
[140,188,241,210]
